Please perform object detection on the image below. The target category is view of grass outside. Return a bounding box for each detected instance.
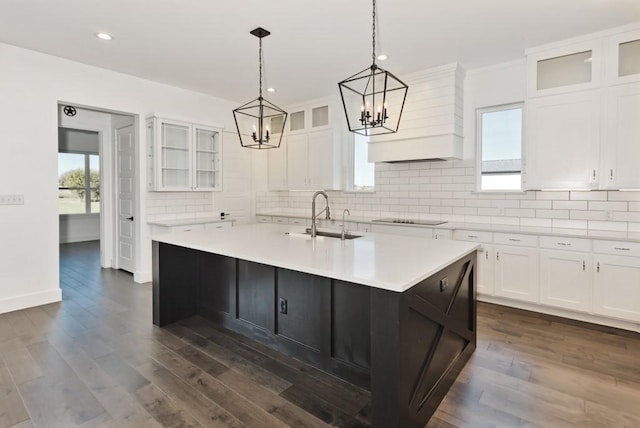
[58,153,100,214]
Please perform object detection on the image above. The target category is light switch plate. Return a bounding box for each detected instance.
[0,194,24,205]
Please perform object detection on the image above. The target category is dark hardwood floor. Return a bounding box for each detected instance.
[0,240,638,427]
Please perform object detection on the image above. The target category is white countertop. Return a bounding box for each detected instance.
[257,211,640,243]
[152,223,478,293]
[148,217,235,227]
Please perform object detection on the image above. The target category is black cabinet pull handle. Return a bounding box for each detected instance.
[126,216,134,221]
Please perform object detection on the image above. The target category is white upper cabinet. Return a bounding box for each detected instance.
[287,129,340,190]
[602,82,640,189]
[147,115,223,191]
[524,24,640,190]
[527,39,603,97]
[267,135,288,190]
[268,97,343,191]
[525,91,601,190]
[607,29,640,86]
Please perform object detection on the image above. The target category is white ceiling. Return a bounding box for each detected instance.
[1,0,639,106]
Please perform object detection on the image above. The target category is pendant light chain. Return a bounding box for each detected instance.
[258,37,263,99]
[372,0,376,65]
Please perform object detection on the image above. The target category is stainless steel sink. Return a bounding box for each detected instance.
[285,229,362,240]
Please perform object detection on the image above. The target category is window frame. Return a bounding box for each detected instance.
[475,102,525,193]
[58,151,100,215]
[344,132,376,193]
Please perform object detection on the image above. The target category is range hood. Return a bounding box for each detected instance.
[366,63,465,163]
[368,133,463,163]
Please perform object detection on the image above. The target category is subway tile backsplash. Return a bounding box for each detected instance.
[146,191,214,221]
[255,159,640,232]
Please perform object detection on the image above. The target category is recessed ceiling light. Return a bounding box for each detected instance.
[267,87,276,92]
[96,32,113,41]
[377,54,388,61]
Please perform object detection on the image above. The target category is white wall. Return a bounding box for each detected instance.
[0,42,239,314]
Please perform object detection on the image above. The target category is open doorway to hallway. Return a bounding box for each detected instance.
[57,104,137,275]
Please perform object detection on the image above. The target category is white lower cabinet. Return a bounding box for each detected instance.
[593,254,640,322]
[477,245,495,296]
[494,246,539,303]
[256,215,272,223]
[357,223,372,233]
[540,250,593,312]
[205,221,233,230]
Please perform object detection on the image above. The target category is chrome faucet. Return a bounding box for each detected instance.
[311,191,330,238]
[341,209,351,240]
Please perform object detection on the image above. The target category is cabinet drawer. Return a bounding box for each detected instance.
[453,230,492,243]
[539,236,591,252]
[273,217,289,225]
[593,240,640,257]
[288,217,309,227]
[256,215,272,223]
[205,222,232,230]
[168,224,205,233]
[494,232,538,247]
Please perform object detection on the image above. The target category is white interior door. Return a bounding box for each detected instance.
[116,125,135,273]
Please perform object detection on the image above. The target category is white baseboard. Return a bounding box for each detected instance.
[478,294,640,333]
[134,270,152,284]
[0,288,62,315]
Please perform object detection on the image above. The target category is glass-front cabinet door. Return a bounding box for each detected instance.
[160,120,191,190]
[147,115,224,191]
[527,39,603,97]
[608,29,640,85]
[193,126,222,190]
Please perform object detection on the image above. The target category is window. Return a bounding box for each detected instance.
[58,153,100,214]
[476,103,523,191]
[347,134,375,192]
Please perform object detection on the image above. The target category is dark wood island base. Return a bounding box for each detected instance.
[153,241,476,427]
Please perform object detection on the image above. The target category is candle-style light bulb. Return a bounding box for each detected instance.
[252,124,257,141]
[377,105,382,123]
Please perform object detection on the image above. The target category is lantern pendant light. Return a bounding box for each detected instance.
[338,0,408,136]
[233,27,287,149]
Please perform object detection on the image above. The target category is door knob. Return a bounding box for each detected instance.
[126,216,134,221]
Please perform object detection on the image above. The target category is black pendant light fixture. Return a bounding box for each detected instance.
[233,27,287,149]
[338,0,408,136]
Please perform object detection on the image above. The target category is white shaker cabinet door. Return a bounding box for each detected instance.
[477,244,495,296]
[524,91,600,190]
[494,246,539,303]
[540,250,593,313]
[593,254,640,322]
[603,83,640,189]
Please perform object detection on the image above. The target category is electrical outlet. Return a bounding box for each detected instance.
[0,194,24,205]
[279,298,288,314]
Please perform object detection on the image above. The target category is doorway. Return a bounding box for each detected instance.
[57,104,138,275]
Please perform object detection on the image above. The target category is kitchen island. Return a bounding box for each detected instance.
[152,223,478,427]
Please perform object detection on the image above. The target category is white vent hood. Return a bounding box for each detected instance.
[368,63,465,163]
